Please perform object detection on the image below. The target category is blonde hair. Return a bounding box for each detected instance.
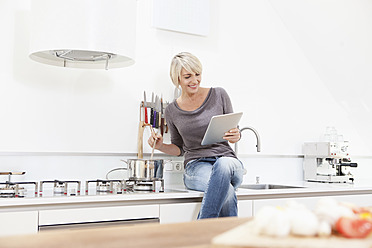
[170,52,202,88]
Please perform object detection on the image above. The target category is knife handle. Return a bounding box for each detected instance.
[155,112,160,128]
[158,113,161,129]
[160,118,165,135]
[153,110,157,128]
[144,107,148,124]
[150,108,154,126]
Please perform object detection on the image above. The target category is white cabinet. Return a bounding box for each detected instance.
[160,202,201,224]
[159,199,253,224]
[39,204,159,228]
[0,211,38,237]
[238,200,253,217]
[253,196,321,215]
[252,194,372,215]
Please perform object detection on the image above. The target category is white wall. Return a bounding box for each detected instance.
[0,0,371,183]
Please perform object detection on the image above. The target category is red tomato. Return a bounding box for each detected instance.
[335,217,372,239]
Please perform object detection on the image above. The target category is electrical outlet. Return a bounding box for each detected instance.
[164,162,174,171]
[173,161,184,172]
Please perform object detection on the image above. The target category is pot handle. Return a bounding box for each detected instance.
[105,167,128,180]
[120,159,130,169]
[120,159,128,165]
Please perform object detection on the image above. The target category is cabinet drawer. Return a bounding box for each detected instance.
[160,202,201,224]
[39,204,159,225]
[238,200,253,217]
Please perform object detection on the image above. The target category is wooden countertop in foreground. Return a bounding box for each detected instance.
[0,217,249,248]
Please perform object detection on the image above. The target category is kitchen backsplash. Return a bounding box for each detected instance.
[0,153,304,187]
[1,152,369,190]
[0,153,184,188]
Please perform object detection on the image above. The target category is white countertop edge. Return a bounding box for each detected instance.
[236,187,372,197]
[236,181,372,198]
[1,182,372,209]
[0,190,204,208]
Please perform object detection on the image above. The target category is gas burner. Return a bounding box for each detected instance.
[39,180,81,197]
[125,178,164,193]
[86,179,124,195]
[0,182,38,198]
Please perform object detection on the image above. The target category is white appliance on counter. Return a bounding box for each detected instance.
[303,142,357,183]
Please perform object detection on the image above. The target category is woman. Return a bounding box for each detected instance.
[148,52,245,219]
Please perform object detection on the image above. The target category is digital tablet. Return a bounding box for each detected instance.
[201,112,243,146]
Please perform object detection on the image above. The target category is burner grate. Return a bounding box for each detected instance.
[125,178,164,193]
[0,177,166,198]
[86,179,124,195]
[39,180,81,197]
[0,181,38,198]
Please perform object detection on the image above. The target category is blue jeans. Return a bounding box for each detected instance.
[183,156,245,219]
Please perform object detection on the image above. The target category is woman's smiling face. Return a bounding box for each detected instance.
[179,68,202,95]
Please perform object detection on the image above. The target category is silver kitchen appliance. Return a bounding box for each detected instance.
[0,172,38,198]
[303,142,357,183]
[0,181,38,198]
[0,177,166,198]
[86,179,126,195]
[125,178,164,193]
[39,180,81,197]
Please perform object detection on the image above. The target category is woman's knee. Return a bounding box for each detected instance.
[183,163,212,192]
[215,157,242,172]
[183,174,209,191]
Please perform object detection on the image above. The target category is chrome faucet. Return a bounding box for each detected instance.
[234,126,261,154]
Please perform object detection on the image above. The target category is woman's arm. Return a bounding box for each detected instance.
[148,132,182,156]
[157,143,182,156]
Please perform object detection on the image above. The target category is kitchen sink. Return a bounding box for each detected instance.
[239,184,305,190]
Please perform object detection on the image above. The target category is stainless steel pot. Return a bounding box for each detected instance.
[120,159,168,180]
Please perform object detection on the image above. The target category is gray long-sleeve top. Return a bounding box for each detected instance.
[164,87,237,165]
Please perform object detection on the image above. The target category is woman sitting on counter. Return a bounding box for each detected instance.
[148,52,245,219]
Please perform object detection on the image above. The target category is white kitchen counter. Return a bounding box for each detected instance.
[0,189,203,211]
[1,180,372,212]
[1,180,372,237]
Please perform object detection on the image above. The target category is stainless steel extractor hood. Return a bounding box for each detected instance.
[29,0,136,70]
